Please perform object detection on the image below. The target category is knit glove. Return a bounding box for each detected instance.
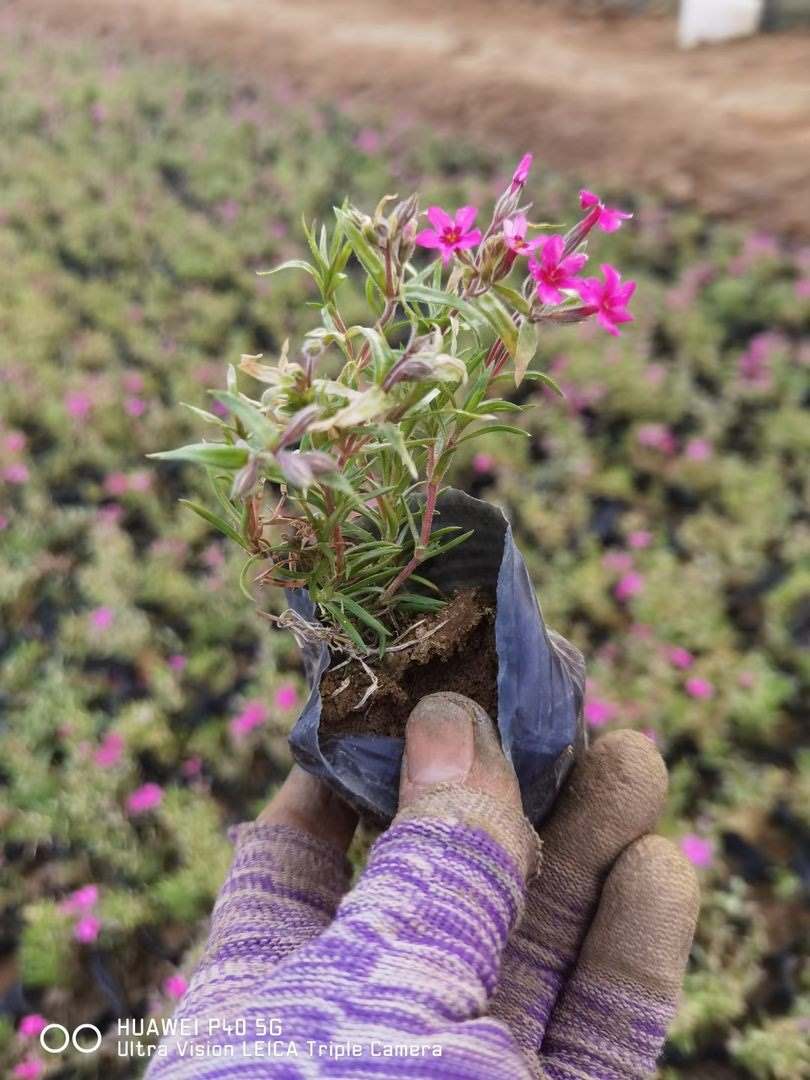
[148,693,698,1079]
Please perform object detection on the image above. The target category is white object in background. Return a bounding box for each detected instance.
[678,0,764,48]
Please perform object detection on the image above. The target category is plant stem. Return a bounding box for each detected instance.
[380,446,438,602]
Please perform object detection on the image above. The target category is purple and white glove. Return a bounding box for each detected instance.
[148,693,699,1079]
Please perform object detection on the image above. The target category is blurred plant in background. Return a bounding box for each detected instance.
[0,15,807,1080]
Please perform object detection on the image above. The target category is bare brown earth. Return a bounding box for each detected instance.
[13,0,810,236]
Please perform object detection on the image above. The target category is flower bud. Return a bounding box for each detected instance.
[230,455,262,499]
[276,404,320,449]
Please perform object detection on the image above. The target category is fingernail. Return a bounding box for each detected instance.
[406,694,475,785]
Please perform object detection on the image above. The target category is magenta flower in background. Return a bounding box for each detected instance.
[274,684,298,711]
[579,189,633,232]
[472,452,495,474]
[122,370,145,393]
[576,264,636,336]
[168,653,187,672]
[94,731,124,768]
[12,1059,44,1080]
[415,206,482,264]
[602,551,633,573]
[73,914,102,943]
[354,127,381,154]
[502,214,542,256]
[104,471,129,496]
[126,782,164,814]
[211,399,230,419]
[65,390,93,419]
[0,514,8,530]
[636,423,677,455]
[97,504,123,525]
[124,396,147,418]
[18,1015,47,1038]
[181,755,203,777]
[615,570,644,601]
[4,430,26,453]
[61,884,99,914]
[89,606,115,632]
[680,834,713,868]
[2,463,29,485]
[584,697,619,728]
[685,677,714,700]
[738,670,757,689]
[685,437,713,462]
[628,530,652,550]
[667,646,694,670]
[510,152,533,191]
[128,470,152,492]
[230,700,268,738]
[529,235,587,306]
[163,974,189,1000]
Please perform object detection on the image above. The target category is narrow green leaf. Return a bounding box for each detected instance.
[211,391,277,445]
[335,209,386,291]
[148,443,249,469]
[455,424,529,446]
[403,283,480,323]
[476,292,519,356]
[178,499,248,548]
[514,318,539,387]
[321,601,367,651]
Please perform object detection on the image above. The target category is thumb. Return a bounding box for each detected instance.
[397,692,540,879]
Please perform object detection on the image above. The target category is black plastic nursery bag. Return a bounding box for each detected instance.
[287,489,586,824]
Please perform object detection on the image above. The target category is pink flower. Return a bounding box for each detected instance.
[579,189,632,232]
[3,463,29,485]
[211,399,229,419]
[61,884,99,914]
[13,1059,44,1080]
[636,423,677,455]
[94,731,124,768]
[65,390,93,419]
[124,396,147,418]
[641,727,659,744]
[181,755,203,777]
[217,199,240,224]
[104,472,129,496]
[73,914,102,943]
[168,654,187,672]
[0,514,8,530]
[472,452,495,474]
[795,278,810,300]
[126,782,163,814]
[415,206,482,264]
[602,551,633,573]
[667,646,694,670]
[576,264,636,336]
[18,1014,47,1038]
[529,235,587,306]
[163,974,189,999]
[4,431,26,453]
[615,571,644,602]
[230,700,268,738]
[584,697,619,728]
[274,684,298,711]
[628,530,652,550]
[89,607,114,631]
[97,504,123,525]
[510,152,533,191]
[128,470,152,492]
[680,834,713,868]
[685,437,713,462]
[354,127,381,154]
[738,670,756,689]
[685,677,714,700]
[502,214,542,256]
[122,371,145,393]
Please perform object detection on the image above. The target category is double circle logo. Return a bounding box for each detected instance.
[40,1023,102,1054]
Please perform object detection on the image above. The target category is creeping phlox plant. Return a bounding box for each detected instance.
[153,155,634,657]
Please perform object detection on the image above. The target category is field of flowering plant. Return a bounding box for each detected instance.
[0,16,808,1080]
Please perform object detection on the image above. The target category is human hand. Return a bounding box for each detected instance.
[150,693,698,1078]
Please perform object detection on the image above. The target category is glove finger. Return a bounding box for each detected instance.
[491,729,667,1056]
[540,834,699,1079]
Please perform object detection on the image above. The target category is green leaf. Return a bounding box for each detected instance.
[455,424,529,446]
[390,593,447,613]
[492,283,532,315]
[180,402,230,430]
[351,326,395,382]
[211,391,277,445]
[476,292,519,356]
[178,500,248,548]
[148,443,249,469]
[402,283,480,323]
[257,259,320,282]
[321,601,367,651]
[334,209,386,292]
[380,422,418,480]
[514,318,539,387]
[425,528,474,558]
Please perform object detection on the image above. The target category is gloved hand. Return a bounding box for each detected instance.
[149,692,699,1078]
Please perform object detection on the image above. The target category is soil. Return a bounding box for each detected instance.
[319,589,498,738]
[11,0,810,237]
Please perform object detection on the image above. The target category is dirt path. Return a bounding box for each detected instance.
[13,0,810,236]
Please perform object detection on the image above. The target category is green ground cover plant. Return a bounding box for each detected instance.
[0,14,807,1079]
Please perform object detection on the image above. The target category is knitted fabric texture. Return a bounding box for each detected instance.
[147,818,534,1079]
